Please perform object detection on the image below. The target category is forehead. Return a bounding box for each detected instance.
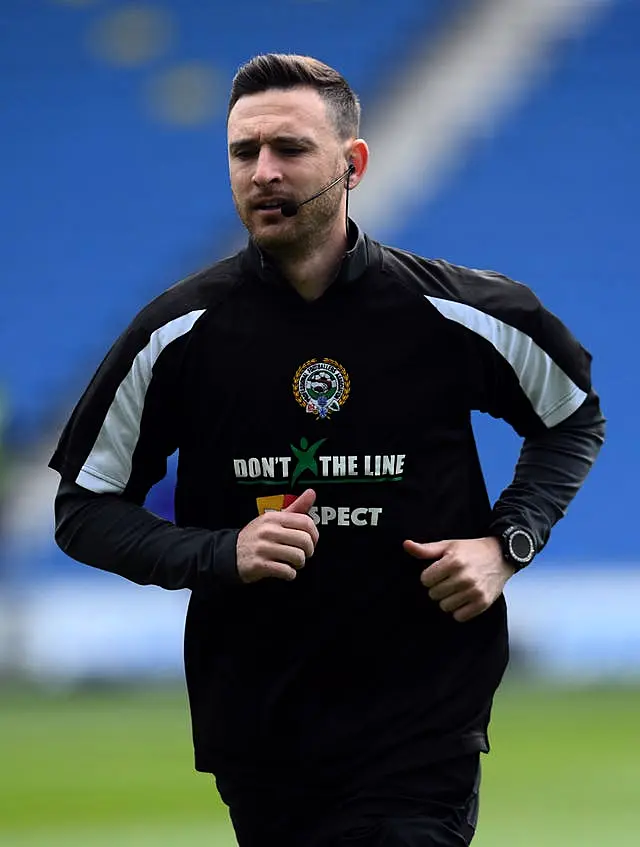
[227,87,335,142]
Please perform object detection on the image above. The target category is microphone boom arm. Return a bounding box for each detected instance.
[280,164,354,217]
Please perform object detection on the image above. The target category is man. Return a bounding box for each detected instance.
[50,54,605,846]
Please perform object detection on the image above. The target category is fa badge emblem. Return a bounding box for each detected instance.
[293,358,350,419]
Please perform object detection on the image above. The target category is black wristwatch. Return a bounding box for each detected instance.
[498,526,536,570]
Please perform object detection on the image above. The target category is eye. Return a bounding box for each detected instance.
[280,147,303,157]
[234,149,256,161]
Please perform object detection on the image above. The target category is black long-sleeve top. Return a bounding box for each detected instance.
[50,222,605,787]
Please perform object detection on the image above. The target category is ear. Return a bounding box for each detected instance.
[346,138,369,188]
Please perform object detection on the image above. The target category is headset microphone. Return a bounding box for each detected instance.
[280,164,355,218]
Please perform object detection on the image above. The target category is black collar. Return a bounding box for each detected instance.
[240,219,379,289]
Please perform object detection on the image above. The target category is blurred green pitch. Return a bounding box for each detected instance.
[1,683,638,846]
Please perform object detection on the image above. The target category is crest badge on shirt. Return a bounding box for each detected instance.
[293,358,350,419]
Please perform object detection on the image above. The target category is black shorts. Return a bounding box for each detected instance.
[216,754,481,847]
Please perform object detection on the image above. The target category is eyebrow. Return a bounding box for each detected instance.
[228,135,318,154]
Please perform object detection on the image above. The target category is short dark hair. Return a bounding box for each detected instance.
[228,53,360,140]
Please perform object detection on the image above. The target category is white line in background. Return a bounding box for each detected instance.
[350,0,613,239]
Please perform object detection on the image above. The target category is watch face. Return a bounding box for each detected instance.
[510,530,534,562]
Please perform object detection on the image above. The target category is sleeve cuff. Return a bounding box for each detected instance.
[209,528,242,585]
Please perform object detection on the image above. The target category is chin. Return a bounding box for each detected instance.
[250,222,298,251]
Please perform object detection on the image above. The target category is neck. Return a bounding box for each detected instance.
[270,217,349,301]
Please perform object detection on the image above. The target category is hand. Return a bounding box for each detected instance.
[236,489,319,583]
[403,537,515,623]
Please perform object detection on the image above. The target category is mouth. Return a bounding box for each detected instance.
[253,199,288,212]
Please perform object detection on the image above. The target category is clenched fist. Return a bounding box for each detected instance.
[236,489,319,583]
[403,536,515,622]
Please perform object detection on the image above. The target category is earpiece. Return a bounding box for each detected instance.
[346,162,356,188]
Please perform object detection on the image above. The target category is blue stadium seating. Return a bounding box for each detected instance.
[390,0,638,560]
[1,0,636,577]
[1,0,454,441]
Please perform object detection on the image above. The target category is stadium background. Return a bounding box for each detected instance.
[0,0,638,844]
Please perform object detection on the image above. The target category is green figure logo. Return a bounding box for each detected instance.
[290,436,326,486]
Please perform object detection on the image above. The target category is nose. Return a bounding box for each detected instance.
[252,147,283,187]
